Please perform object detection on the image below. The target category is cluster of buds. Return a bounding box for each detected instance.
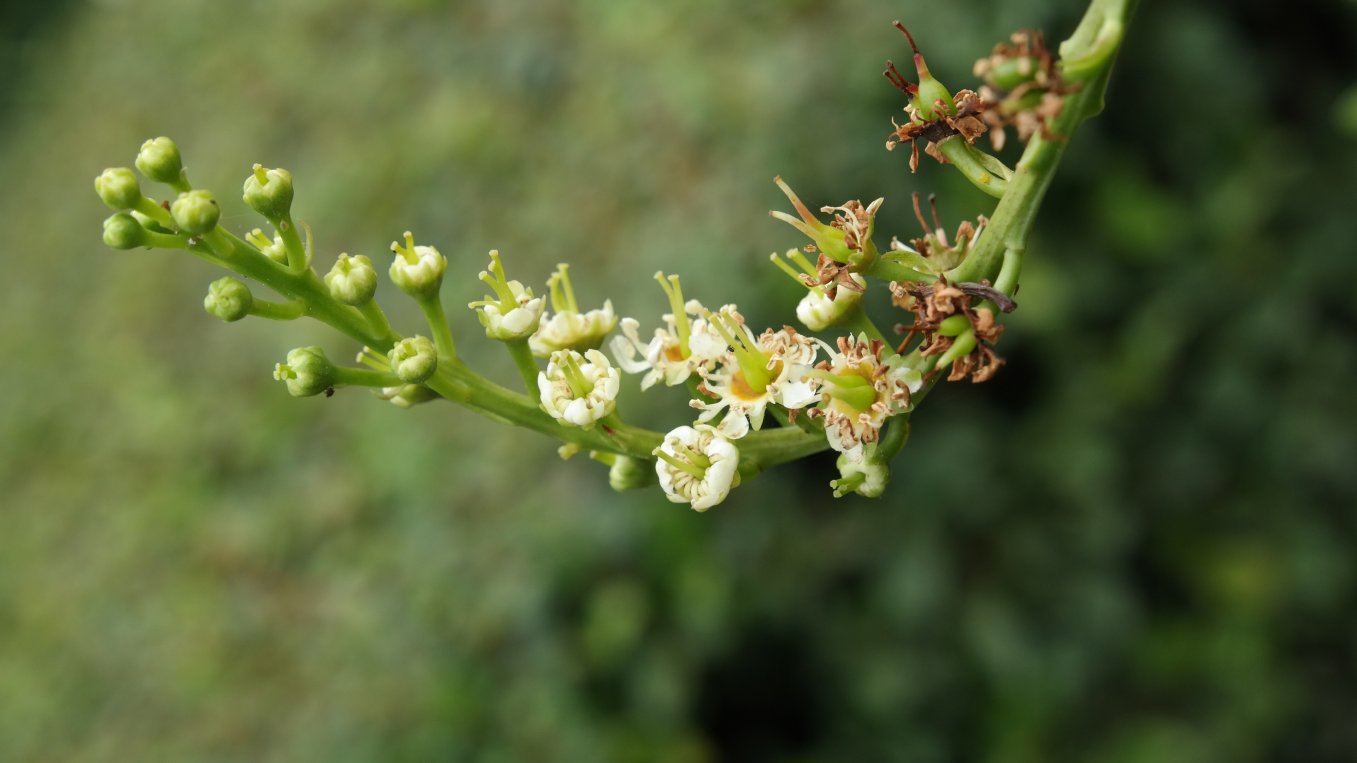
[89,10,1128,512]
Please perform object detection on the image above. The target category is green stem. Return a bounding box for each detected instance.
[417,298,457,361]
[946,0,1136,287]
[334,366,401,388]
[277,215,308,273]
[357,301,395,341]
[249,299,306,321]
[506,340,541,394]
[843,307,892,353]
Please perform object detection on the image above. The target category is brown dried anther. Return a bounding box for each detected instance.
[890,277,1009,384]
[887,88,998,171]
[973,29,1077,148]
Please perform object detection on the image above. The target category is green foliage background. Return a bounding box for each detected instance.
[3,0,1356,760]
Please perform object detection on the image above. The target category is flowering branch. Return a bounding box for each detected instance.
[92,0,1133,509]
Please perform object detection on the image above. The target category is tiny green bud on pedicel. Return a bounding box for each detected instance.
[102,213,147,249]
[170,190,220,235]
[242,163,294,221]
[388,335,438,383]
[324,253,378,305]
[608,454,655,492]
[203,277,253,322]
[375,384,438,408]
[135,137,184,185]
[94,167,143,210]
[389,230,447,299]
[273,346,335,397]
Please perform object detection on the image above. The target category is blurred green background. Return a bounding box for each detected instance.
[3,0,1356,760]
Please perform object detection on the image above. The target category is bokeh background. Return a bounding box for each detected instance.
[3,0,1357,760]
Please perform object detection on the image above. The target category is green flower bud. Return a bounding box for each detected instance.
[242,163,294,221]
[135,137,184,185]
[608,455,655,492]
[324,253,378,306]
[203,277,253,322]
[375,384,438,408]
[388,231,446,299]
[102,213,148,250]
[387,335,438,383]
[830,445,890,498]
[94,167,143,211]
[272,346,335,397]
[170,190,220,235]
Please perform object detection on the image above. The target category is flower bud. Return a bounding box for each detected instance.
[170,190,220,235]
[608,454,655,492]
[375,384,438,408]
[324,253,378,305]
[830,444,890,498]
[102,213,147,250]
[272,346,335,397]
[203,277,253,322]
[387,335,438,383]
[242,163,294,221]
[388,231,446,299]
[94,167,143,211]
[135,137,184,185]
[796,275,865,331]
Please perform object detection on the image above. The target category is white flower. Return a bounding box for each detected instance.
[537,349,620,429]
[796,274,866,331]
[528,264,617,356]
[609,298,727,390]
[830,444,889,498]
[468,250,545,341]
[810,334,923,453]
[654,425,740,511]
[691,312,820,439]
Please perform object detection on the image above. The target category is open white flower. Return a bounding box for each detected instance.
[809,334,923,452]
[528,264,617,356]
[654,425,740,511]
[537,349,620,429]
[468,250,545,341]
[610,273,729,390]
[691,310,820,439]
